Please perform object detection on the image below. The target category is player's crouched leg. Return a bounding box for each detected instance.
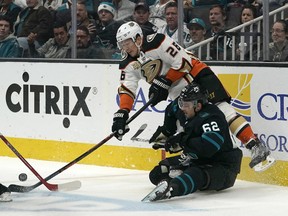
[168,166,207,198]
[149,156,187,185]
[201,165,239,191]
[149,159,171,185]
[168,164,240,199]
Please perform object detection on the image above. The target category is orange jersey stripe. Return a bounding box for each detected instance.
[190,59,209,78]
[165,67,185,82]
[119,94,134,111]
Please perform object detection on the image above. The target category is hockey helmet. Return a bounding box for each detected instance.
[116,21,143,49]
[178,82,208,109]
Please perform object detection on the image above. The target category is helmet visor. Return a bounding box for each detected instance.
[178,98,196,110]
[117,38,134,50]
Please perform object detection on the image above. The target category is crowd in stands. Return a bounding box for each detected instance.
[0,0,287,61]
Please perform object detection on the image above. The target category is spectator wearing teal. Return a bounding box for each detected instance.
[187,18,207,44]
[0,15,20,58]
[187,18,208,60]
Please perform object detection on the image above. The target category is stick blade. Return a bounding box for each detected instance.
[57,180,82,192]
[8,184,34,193]
[8,180,81,193]
[131,124,147,141]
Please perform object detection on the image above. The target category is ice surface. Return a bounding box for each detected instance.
[1,156,288,216]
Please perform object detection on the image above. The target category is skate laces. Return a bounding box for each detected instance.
[251,140,270,160]
[154,181,171,200]
[249,139,274,170]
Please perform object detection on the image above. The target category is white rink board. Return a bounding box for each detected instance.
[0,62,287,161]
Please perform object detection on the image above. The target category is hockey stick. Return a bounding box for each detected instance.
[131,124,147,141]
[0,133,81,192]
[130,128,165,150]
[8,97,154,193]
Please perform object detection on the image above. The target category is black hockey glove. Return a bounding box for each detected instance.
[149,126,172,150]
[112,109,130,141]
[148,76,172,106]
[165,133,184,154]
[149,126,172,143]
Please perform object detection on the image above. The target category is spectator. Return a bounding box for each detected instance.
[206,4,232,60]
[236,4,260,60]
[149,0,173,28]
[14,0,53,51]
[131,1,158,36]
[187,18,207,44]
[265,19,288,61]
[76,0,97,40]
[206,4,228,38]
[28,22,71,58]
[0,15,20,57]
[75,25,104,59]
[0,0,22,25]
[113,0,136,21]
[187,18,208,60]
[157,1,193,48]
[94,1,123,57]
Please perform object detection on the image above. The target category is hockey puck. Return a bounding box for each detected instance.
[18,173,27,182]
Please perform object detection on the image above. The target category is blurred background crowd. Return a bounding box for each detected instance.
[0,0,287,61]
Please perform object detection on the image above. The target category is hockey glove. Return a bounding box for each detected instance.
[112,109,130,141]
[165,132,184,154]
[149,126,171,143]
[149,76,172,106]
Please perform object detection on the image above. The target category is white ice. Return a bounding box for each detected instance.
[1,156,288,216]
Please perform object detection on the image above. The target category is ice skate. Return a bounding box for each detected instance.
[246,138,275,172]
[142,181,172,202]
[0,184,12,202]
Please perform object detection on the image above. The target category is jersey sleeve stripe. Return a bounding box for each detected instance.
[201,132,224,151]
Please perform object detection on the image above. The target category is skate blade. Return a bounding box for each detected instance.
[253,156,276,172]
[0,192,12,202]
[141,181,168,202]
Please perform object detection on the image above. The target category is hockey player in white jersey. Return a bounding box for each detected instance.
[111,21,274,171]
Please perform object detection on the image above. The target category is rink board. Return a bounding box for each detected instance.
[0,61,287,186]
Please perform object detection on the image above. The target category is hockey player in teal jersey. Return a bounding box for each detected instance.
[142,82,243,202]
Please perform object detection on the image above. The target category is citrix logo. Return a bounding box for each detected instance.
[6,72,93,128]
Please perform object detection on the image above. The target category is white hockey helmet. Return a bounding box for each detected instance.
[116,21,143,49]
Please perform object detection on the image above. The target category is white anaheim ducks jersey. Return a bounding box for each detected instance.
[118,33,195,104]
[157,24,193,48]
